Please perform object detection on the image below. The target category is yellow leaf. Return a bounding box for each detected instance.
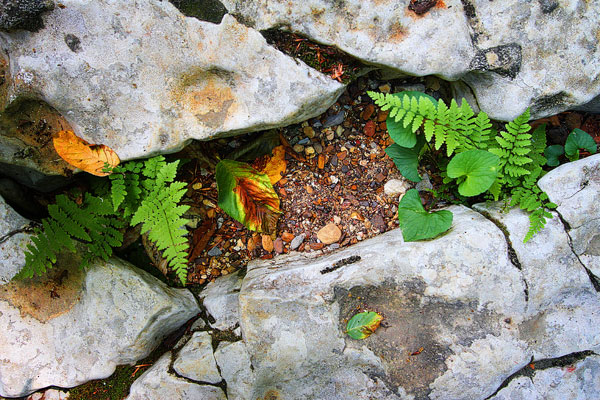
[261,146,287,185]
[53,130,120,176]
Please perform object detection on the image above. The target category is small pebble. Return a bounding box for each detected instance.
[305,146,315,156]
[303,126,315,138]
[323,110,345,127]
[274,237,284,253]
[317,223,342,245]
[336,126,344,136]
[298,137,310,145]
[313,143,323,154]
[330,176,339,184]
[384,179,410,197]
[207,246,222,257]
[333,215,342,224]
[290,233,306,250]
[378,83,391,93]
[281,232,295,242]
[293,144,304,153]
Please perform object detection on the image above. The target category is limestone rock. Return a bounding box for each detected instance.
[489,355,600,400]
[214,341,256,400]
[472,203,593,313]
[240,206,528,399]
[316,223,342,244]
[0,0,344,175]
[0,200,200,398]
[126,352,226,400]
[222,0,600,120]
[0,195,31,283]
[199,270,242,331]
[383,178,410,198]
[538,154,600,279]
[173,331,222,384]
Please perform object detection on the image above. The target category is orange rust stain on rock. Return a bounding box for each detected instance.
[172,69,239,129]
[0,254,85,323]
[388,22,408,42]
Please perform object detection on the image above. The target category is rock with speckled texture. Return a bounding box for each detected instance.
[489,355,600,400]
[222,0,600,121]
[0,198,200,398]
[538,154,600,280]
[0,0,344,176]
[239,206,529,400]
[126,352,226,400]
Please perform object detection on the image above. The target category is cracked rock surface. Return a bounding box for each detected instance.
[0,0,343,175]
[0,197,201,398]
[222,0,600,121]
[130,154,600,399]
[538,154,600,280]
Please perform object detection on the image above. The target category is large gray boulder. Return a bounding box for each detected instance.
[0,0,343,175]
[222,0,600,120]
[0,197,200,398]
[239,206,531,400]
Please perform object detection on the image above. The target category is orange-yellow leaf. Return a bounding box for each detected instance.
[260,146,287,185]
[53,130,120,176]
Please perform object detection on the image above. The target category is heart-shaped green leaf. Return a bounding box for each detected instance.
[386,91,437,148]
[446,150,499,197]
[564,128,597,161]
[346,311,383,340]
[216,160,281,234]
[385,135,426,182]
[544,145,564,167]
[398,189,453,242]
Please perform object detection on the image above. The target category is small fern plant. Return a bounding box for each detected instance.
[18,156,191,284]
[369,90,557,242]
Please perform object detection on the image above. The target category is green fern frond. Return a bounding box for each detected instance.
[132,179,190,284]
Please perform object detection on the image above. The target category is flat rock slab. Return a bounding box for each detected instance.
[222,0,600,120]
[0,0,343,174]
[126,352,226,400]
[173,331,221,383]
[238,203,600,399]
[0,200,200,398]
[240,206,531,399]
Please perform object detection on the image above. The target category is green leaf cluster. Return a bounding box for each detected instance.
[545,128,597,166]
[369,90,558,242]
[20,156,190,284]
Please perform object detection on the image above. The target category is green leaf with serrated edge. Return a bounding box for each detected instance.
[544,145,564,167]
[446,150,500,197]
[398,189,453,242]
[346,311,383,340]
[386,91,437,148]
[216,159,281,234]
[564,129,597,160]
[385,135,425,182]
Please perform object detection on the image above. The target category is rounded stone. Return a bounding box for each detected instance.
[317,223,342,244]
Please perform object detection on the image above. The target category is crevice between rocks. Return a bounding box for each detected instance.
[472,208,529,302]
[0,222,37,245]
[484,350,597,400]
[554,211,600,292]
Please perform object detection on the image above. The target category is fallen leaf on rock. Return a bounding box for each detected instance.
[346,311,383,339]
[53,130,120,176]
[260,145,287,185]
